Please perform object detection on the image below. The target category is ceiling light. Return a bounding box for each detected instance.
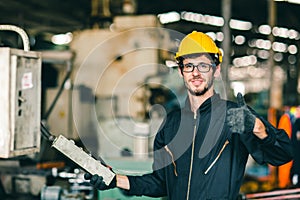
[158,11,180,24]
[288,0,300,4]
[51,32,73,45]
[288,55,297,64]
[255,39,271,50]
[230,19,252,30]
[257,24,300,40]
[233,55,257,67]
[216,32,224,42]
[272,27,289,38]
[258,25,271,35]
[288,29,299,39]
[205,15,224,27]
[234,35,246,45]
[181,11,224,27]
[274,0,300,5]
[272,42,287,52]
[288,44,298,54]
[122,0,137,14]
[257,50,270,59]
[181,11,204,23]
[274,53,284,62]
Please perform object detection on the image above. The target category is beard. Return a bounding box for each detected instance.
[186,77,214,96]
[191,86,209,96]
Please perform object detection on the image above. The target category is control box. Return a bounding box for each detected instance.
[52,135,115,185]
[0,47,41,158]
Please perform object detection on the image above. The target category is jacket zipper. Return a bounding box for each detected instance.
[164,145,178,176]
[185,112,229,200]
[186,112,197,200]
[204,140,230,174]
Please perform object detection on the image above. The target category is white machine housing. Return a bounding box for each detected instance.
[0,47,41,158]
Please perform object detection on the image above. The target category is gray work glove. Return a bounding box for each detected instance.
[84,173,116,190]
[226,92,256,134]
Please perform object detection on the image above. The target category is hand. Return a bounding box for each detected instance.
[226,92,256,134]
[84,173,117,190]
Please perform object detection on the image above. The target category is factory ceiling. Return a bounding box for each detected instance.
[0,0,300,36]
[0,0,299,103]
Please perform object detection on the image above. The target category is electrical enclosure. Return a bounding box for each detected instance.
[0,47,41,158]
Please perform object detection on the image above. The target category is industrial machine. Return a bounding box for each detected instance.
[0,25,115,200]
[0,25,41,158]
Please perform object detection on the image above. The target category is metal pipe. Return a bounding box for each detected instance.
[0,24,30,51]
[221,0,232,96]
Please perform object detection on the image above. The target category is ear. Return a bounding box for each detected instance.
[213,64,221,78]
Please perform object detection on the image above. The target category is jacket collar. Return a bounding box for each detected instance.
[183,92,221,113]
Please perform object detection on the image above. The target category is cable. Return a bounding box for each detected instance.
[43,70,72,120]
[40,121,56,142]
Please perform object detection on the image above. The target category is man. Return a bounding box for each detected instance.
[85,31,293,199]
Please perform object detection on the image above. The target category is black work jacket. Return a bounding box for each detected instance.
[125,93,293,200]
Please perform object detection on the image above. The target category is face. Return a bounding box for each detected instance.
[179,55,220,96]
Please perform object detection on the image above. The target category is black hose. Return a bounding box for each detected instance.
[40,121,56,142]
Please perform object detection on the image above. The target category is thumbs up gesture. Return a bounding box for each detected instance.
[226,92,256,134]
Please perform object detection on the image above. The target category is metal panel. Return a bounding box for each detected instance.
[0,47,41,158]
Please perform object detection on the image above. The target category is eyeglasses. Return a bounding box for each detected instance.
[182,62,216,73]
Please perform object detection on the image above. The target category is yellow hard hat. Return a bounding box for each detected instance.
[175,31,222,63]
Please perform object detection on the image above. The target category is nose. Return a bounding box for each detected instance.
[192,67,201,76]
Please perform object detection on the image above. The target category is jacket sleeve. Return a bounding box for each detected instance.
[240,110,293,166]
[122,120,169,197]
[124,169,167,197]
